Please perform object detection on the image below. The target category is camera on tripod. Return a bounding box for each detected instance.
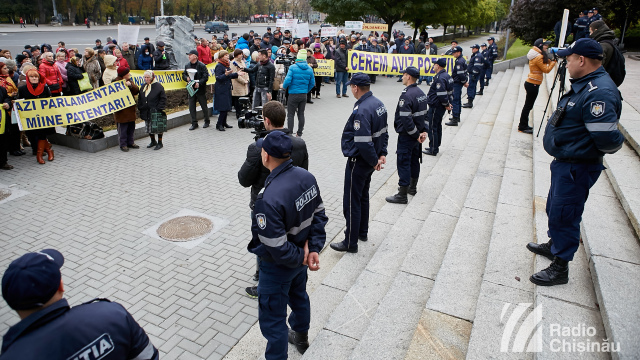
[275,54,295,67]
[237,98,266,137]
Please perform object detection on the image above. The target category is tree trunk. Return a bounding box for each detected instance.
[186,2,190,18]
[37,0,45,24]
[92,0,100,25]
[442,23,448,38]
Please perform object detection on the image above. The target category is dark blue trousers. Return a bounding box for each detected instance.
[258,259,310,360]
[485,60,494,80]
[452,83,463,117]
[426,105,446,154]
[479,69,486,91]
[546,160,604,261]
[396,135,421,186]
[342,157,375,250]
[467,73,478,101]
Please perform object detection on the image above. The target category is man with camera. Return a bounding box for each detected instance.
[238,101,309,297]
[244,50,276,109]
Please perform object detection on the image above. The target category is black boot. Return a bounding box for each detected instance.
[147,135,157,148]
[203,122,210,128]
[408,178,419,196]
[189,123,199,130]
[288,329,309,355]
[530,257,569,286]
[385,186,408,204]
[485,79,490,86]
[477,89,484,95]
[445,117,459,126]
[526,239,554,260]
[462,100,473,108]
[154,138,163,150]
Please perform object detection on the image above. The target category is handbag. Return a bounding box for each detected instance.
[80,122,104,140]
[78,73,93,92]
[150,110,167,134]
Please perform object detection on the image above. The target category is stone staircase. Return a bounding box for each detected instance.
[224,64,640,360]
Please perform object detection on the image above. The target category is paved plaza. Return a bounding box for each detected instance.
[0,76,408,359]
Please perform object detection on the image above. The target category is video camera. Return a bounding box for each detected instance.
[275,53,295,67]
[237,98,267,139]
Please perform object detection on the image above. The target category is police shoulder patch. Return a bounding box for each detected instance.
[436,83,441,89]
[256,213,267,230]
[590,101,605,117]
[457,65,460,69]
[354,120,361,130]
[398,99,405,107]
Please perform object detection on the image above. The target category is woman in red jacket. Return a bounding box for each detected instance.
[38,52,64,96]
[113,49,130,69]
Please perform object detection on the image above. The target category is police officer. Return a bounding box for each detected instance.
[586,9,595,27]
[238,101,309,298]
[478,43,489,95]
[463,44,484,109]
[485,37,498,86]
[528,38,624,286]
[1,249,159,359]
[424,58,453,156]
[386,66,428,204]
[591,8,602,22]
[446,46,468,126]
[573,11,589,40]
[247,131,328,359]
[331,73,389,253]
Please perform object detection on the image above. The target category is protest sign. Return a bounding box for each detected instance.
[118,24,140,46]
[285,19,297,31]
[276,19,286,28]
[295,22,309,39]
[345,21,363,31]
[14,80,136,131]
[314,59,335,76]
[363,23,388,32]
[0,107,5,135]
[347,50,456,76]
[321,27,337,37]
[129,63,217,90]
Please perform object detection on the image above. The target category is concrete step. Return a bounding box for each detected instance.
[425,66,525,322]
[619,100,640,157]
[465,65,537,359]
[603,143,640,239]
[531,72,609,359]
[302,70,513,360]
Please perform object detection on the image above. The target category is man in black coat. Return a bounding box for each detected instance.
[244,50,276,109]
[238,100,309,296]
[153,41,171,70]
[183,50,210,130]
[334,40,349,98]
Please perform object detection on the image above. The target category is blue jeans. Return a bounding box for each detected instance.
[452,83,463,117]
[335,72,349,95]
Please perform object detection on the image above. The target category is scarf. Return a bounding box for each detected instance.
[25,69,45,96]
[143,78,158,97]
[260,59,269,66]
[218,58,230,68]
[0,75,18,97]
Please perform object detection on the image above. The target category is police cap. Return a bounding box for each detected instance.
[534,38,552,48]
[435,58,447,67]
[470,44,480,49]
[347,73,371,86]
[481,43,487,47]
[2,249,64,310]
[400,66,420,78]
[453,46,463,53]
[556,38,603,60]
[588,9,594,13]
[488,37,495,41]
[592,7,599,11]
[257,131,292,159]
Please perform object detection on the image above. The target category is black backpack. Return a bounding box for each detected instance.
[600,39,626,86]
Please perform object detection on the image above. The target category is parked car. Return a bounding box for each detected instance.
[205,21,229,33]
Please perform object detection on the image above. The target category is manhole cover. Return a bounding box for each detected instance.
[0,189,11,201]
[157,216,213,242]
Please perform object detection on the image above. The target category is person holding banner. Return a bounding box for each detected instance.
[17,69,55,164]
[138,70,167,150]
[0,85,13,170]
[114,66,140,151]
[183,50,211,130]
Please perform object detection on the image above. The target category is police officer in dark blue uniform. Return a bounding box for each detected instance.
[446,46,468,127]
[247,131,328,358]
[485,37,498,86]
[573,11,589,39]
[591,8,602,22]
[528,38,624,286]
[478,43,489,95]
[424,58,453,156]
[331,73,389,253]
[463,44,484,109]
[1,249,158,360]
[386,66,428,204]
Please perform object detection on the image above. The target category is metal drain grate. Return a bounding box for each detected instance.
[156,216,213,242]
[0,189,11,202]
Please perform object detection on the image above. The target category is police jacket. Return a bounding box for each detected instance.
[238,128,309,209]
[247,160,328,267]
[481,49,490,68]
[543,67,624,160]
[182,60,209,94]
[244,60,276,89]
[468,51,484,74]
[341,91,389,167]
[574,17,589,39]
[427,69,453,108]
[453,56,468,84]
[152,49,170,70]
[394,83,428,139]
[487,43,498,61]
[0,298,158,360]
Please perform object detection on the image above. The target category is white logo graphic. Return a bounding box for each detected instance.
[500,303,543,353]
[590,101,605,117]
[398,99,405,107]
[354,120,361,130]
[256,213,267,229]
[295,185,318,211]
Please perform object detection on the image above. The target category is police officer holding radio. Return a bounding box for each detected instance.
[528,38,624,286]
[478,43,489,95]
[446,46,468,127]
[1,249,159,360]
[424,58,453,156]
[463,44,484,109]
[386,66,428,204]
[331,73,388,253]
[485,37,498,86]
[247,131,327,359]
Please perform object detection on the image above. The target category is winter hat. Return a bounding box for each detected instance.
[117,65,130,77]
[296,49,308,61]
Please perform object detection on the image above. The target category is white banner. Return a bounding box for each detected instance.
[295,22,309,39]
[285,19,297,31]
[276,19,286,28]
[321,27,337,37]
[345,21,363,31]
[117,24,140,47]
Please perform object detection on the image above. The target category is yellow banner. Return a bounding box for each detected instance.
[314,59,334,76]
[347,50,457,76]
[362,23,388,31]
[130,63,218,90]
[14,80,135,131]
[0,109,5,135]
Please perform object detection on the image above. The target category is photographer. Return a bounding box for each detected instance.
[281,49,316,137]
[243,50,275,109]
[238,101,309,297]
[519,38,556,134]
